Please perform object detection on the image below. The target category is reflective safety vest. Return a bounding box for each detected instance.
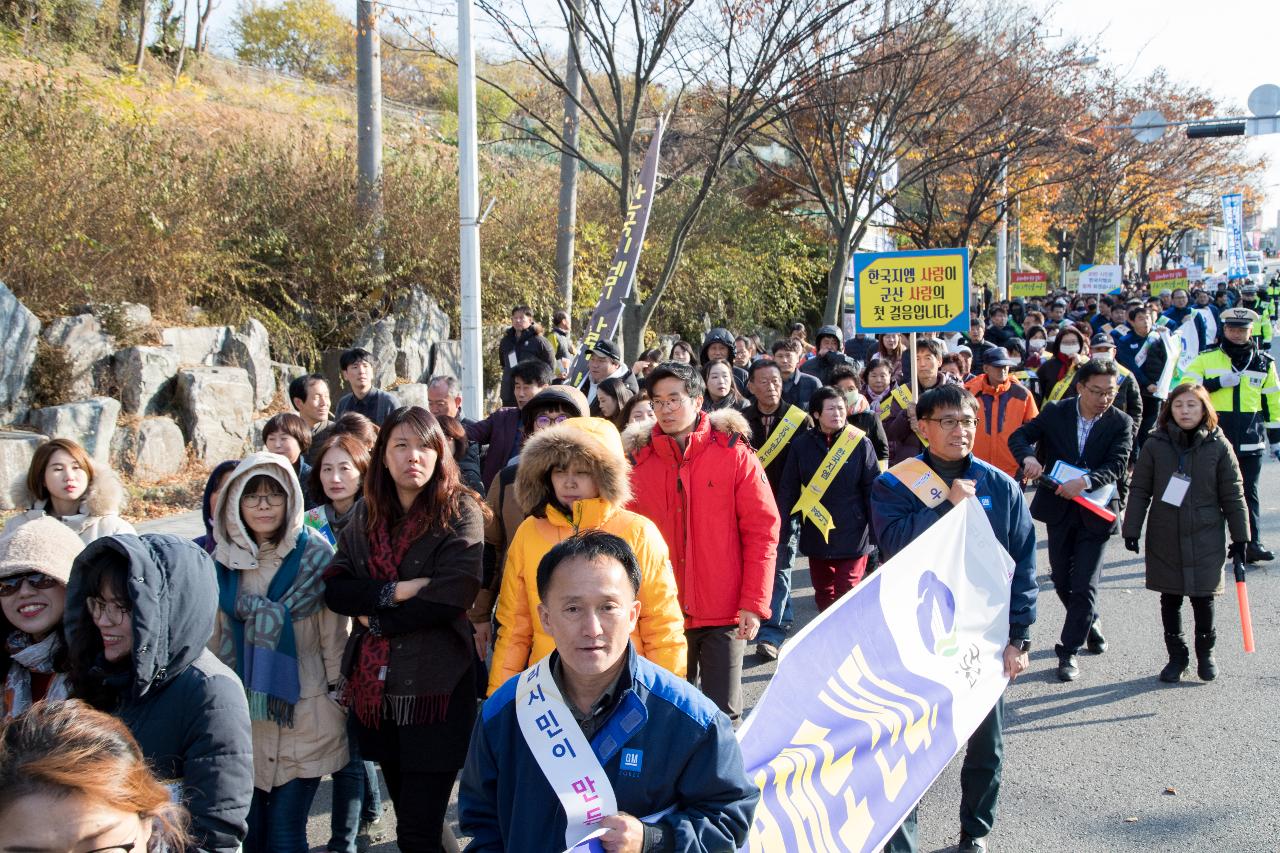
[1183,346,1280,453]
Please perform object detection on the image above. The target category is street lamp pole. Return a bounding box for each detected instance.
[458,0,483,421]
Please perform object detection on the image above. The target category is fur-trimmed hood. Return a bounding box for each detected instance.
[515,418,630,516]
[213,452,305,571]
[9,464,127,519]
[622,408,751,456]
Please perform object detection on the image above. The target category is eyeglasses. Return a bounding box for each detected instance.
[240,492,286,508]
[651,397,692,411]
[87,597,132,625]
[1081,384,1118,399]
[534,413,570,429]
[0,572,61,597]
[923,416,979,431]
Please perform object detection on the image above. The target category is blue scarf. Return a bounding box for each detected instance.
[216,530,326,726]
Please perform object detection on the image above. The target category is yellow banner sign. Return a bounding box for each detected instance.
[852,249,970,334]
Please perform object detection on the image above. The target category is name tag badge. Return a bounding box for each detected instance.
[1161,473,1191,507]
[507,350,519,368]
[1244,370,1265,388]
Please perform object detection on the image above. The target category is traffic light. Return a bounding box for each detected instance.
[1187,121,1246,138]
[1056,235,1074,260]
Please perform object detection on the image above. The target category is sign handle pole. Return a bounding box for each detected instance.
[910,332,918,403]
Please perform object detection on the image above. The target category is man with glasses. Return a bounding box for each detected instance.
[870,385,1037,853]
[625,362,780,722]
[1010,359,1133,682]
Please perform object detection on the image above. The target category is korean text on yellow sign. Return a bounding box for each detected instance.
[852,249,970,334]
[1009,271,1047,299]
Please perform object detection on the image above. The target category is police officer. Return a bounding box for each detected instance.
[1266,272,1280,318]
[1183,307,1280,563]
[1240,286,1273,347]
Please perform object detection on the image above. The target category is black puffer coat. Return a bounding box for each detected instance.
[776,424,879,560]
[1122,423,1250,597]
[66,535,254,853]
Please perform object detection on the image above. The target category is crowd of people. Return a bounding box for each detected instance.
[1,272,1278,853]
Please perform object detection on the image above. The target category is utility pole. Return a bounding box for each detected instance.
[356,0,384,270]
[553,0,583,319]
[458,0,483,421]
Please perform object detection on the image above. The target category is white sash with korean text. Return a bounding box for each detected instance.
[516,659,617,852]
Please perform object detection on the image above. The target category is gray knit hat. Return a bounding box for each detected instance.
[0,517,86,585]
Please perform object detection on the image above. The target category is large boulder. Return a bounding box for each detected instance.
[114,346,180,415]
[42,313,116,399]
[431,340,463,381]
[220,319,274,409]
[394,383,430,410]
[162,326,228,367]
[352,287,451,384]
[175,367,253,465]
[0,430,47,510]
[320,349,349,403]
[0,282,40,424]
[272,362,307,405]
[111,417,186,481]
[26,396,121,464]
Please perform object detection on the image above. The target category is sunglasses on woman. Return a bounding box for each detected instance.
[0,572,61,597]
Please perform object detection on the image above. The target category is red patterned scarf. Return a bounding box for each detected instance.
[344,511,425,727]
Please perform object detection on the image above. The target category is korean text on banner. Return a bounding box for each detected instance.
[1222,193,1248,279]
[566,120,665,389]
[1009,271,1047,299]
[1078,264,1122,295]
[1064,270,1080,292]
[1148,268,1189,292]
[852,249,970,334]
[737,499,1013,853]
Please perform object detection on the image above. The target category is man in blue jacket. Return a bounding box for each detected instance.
[870,384,1037,853]
[459,531,758,852]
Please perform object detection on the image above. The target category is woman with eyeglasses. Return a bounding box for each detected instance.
[0,699,190,853]
[0,517,84,718]
[2,438,135,545]
[322,407,488,853]
[776,387,881,611]
[65,534,253,853]
[209,452,348,853]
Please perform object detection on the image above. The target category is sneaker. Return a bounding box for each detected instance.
[756,641,779,661]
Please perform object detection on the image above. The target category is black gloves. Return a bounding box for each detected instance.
[1124,537,1139,553]
[1228,541,1248,561]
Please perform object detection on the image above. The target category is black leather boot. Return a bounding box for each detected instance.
[1159,633,1189,683]
[1195,630,1217,681]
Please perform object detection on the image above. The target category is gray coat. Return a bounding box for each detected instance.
[66,534,253,853]
[1122,423,1250,597]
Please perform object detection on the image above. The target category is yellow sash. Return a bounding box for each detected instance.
[791,426,866,542]
[887,456,949,509]
[755,405,807,468]
[879,384,912,421]
[1047,365,1077,402]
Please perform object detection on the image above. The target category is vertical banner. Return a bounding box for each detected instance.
[1222,193,1248,279]
[566,119,665,388]
[737,500,1013,853]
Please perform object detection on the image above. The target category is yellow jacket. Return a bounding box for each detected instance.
[488,497,687,694]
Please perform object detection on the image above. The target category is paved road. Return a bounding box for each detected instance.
[140,468,1280,852]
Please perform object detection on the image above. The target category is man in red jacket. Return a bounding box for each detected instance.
[623,362,780,721]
